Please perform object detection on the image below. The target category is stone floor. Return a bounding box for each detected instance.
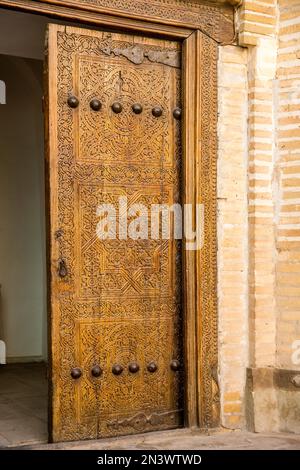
[0,364,300,450]
[23,428,300,450]
[0,363,48,447]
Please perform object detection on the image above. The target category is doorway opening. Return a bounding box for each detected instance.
[0,3,219,444]
[0,46,47,446]
[0,7,103,447]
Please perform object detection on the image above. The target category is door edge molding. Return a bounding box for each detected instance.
[183,31,219,428]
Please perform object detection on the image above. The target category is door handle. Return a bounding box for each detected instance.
[58,258,68,278]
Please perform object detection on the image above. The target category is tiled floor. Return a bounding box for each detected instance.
[0,363,48,447]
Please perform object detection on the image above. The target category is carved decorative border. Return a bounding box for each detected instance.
[183,31,219,428]
[0,0,235,43]
[42,0,234,41]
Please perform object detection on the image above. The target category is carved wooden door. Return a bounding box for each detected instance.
[46,24,183,442]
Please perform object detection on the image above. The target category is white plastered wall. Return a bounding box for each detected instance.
[0,10,47,362]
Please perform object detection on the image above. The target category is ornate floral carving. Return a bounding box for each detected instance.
[75,53,175,166]
[107,410,182,432]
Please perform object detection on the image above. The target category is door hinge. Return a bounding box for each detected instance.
[100,44,180,68]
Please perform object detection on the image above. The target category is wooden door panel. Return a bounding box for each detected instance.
[75,185,176,300]
[46,24,183,442]
[75,56,176,166]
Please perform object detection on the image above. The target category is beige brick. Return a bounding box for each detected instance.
[224,392,241,402]
[241,12,277,27]
[243,1,276,15]
[224,403,243,414]
[241,22,275,36]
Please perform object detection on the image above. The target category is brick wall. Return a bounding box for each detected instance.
[247,38,277,369]
[276,0,300,370]
[218,45,249,429]
[239,0,277,46]
[217,0,300,432]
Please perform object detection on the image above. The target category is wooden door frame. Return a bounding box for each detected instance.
[0,0,227,430]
